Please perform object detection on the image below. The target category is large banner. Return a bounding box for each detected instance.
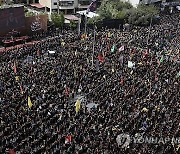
[25,15,48,33]
[0,6,25,30]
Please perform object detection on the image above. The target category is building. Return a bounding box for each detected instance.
[139,0,180,13]
[0,0,39,5]
[0,0,13,5]
[0,0,3,5]
[39,0,91,14]
[139,0,180,5]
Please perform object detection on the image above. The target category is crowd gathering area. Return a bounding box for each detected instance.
[0,12,180,154]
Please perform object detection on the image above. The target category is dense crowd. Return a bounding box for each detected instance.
[0,11,180,154]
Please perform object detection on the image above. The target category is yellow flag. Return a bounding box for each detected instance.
[141,107,148,112]
[108,32,111,37]
[50,69,55,75]
[155,106,160,111]
[28,96,33,108]
[112,67,115,73]
[176,144,180,151]
[75,99,81,113]
[15,76,20,81]
[61,41,65,46]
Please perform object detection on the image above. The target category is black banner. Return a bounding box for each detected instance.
[0,6,25,31]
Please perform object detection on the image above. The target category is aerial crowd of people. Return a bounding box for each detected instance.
[0,11,180,154]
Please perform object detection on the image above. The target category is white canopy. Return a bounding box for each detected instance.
[77,10,99,18]
[177,6,180,11]
[48,50,56,54]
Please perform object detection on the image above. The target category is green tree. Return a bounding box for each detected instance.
[97,0,133,20]
[87,16,102,25]
[24,7,28,13]
[127,4,159,26]
[25,11,36,17]
[116,9,127,19]
[97,0,113,19]
[51,12,64,28]
[92,0,159,26]
[69,20,76,30]
[137,4,159,16]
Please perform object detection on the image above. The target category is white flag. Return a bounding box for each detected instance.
[119,46,124,52]
[128,61,134,68]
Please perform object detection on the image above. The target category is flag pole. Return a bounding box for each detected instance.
[147,17,153,45]
[78,15,81,35]
[85,14,87,34]
[92,24,96,68]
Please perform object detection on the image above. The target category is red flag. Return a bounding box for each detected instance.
[20,84,23,94]
[102,51,105,58]
[107,43,110,51]
[64,85,69,96]
[142,50,148,59]
[155,74,158,81]
[8,149,15,154]
[97,53,104,63]
[133,48,136,53]
[157,59,160,66]
[13,61,17,74]
[120,77,124,85]
[173,56,177,61]
[37,49,41,56]
[105,34,108,42]
[65,135,72,144]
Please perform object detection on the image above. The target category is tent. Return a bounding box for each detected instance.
[76,10,99,18]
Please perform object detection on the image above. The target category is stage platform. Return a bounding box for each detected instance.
[0,40,40,53]
[1,36,29,47]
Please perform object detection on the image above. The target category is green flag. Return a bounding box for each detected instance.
[111,44,116,53]
[160,55,164,63]
[177,71,180,77]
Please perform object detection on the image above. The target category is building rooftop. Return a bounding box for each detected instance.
[30,3,45,9]
[0,4,24,9]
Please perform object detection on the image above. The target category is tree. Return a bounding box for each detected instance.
[97,0,113,19]
[51,12,64,28]
[116,9,127,19]
[69,20,76,30]
[24,7,28,13]
[127,4,159,26]
[87,16,102,25]
[97,0,133,20]
[25,11,36,17]
[91,0,159,26]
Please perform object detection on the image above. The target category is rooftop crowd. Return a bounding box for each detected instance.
[0,11,180,154]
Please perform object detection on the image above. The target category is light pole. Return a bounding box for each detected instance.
[57,0,60,14]
[85,13,87,34]
[147,17,153,46]
[78,16,81,35]
[92,24,96,68]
